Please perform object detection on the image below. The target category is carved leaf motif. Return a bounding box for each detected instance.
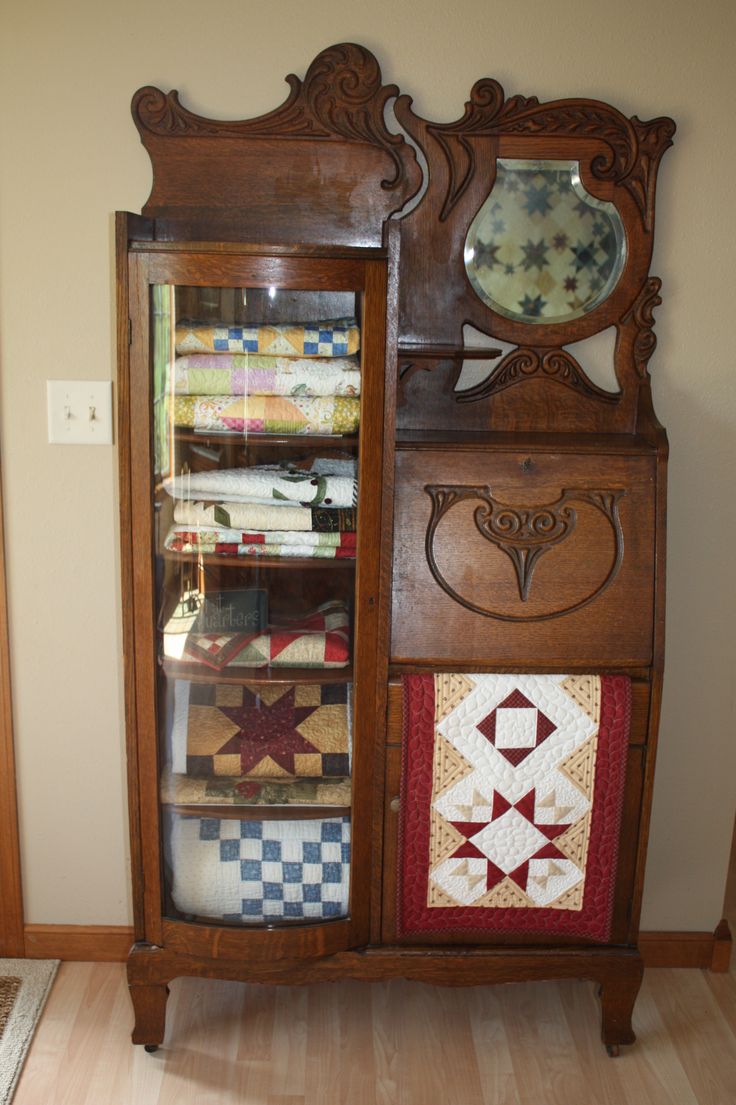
[622,277,662,378]
[132,43,416,190]
[424,485,625,621]
[400,78,676,227]
[455,348,619,404]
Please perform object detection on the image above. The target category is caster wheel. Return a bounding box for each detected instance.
[144,1044,159,1053]
[606,1044,620,1058]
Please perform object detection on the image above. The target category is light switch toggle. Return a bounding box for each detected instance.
[47,381,113,444]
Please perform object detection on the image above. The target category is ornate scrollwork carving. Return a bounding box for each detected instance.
[398,78,675,227]
[132,43,413,189]
[455,347,619,404]
[424,485,624,621]
[622,277,662,378]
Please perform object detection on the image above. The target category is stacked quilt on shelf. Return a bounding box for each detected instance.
[163,455,358,561]
[164,599,352,672]
[166,813,351,923]
[169,680,352,779]
[164,677,353,923]
[163,318,360,923]
[169,317,361,436]
[398,673,630,943]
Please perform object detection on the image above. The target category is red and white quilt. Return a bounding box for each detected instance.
[398,673,630,942]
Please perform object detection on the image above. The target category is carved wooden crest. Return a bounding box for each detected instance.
[132,43,422,245]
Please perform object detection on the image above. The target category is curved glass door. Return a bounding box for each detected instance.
[150,280,363,928]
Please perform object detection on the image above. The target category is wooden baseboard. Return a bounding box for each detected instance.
[639,921,732,971]
[24,925,135,962]
[23,922,732,971]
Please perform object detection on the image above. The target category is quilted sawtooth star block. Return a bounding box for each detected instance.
[172,680,352,779]
[399,673,630,942]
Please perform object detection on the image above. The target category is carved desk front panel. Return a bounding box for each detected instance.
[391,447,656,668]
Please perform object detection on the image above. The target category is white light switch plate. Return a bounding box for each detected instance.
[47,380,113,445]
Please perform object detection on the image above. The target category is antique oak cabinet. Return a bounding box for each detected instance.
[117,44,674,1053]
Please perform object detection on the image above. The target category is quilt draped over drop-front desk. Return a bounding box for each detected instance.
[399,673,630,942]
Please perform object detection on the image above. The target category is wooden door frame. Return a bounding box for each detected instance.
[0,450,24,956]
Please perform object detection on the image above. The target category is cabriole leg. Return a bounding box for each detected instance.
[598,954,644,1054]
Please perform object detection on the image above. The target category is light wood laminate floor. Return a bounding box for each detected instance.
[12,948,736,1105]
[13,837,736,1105]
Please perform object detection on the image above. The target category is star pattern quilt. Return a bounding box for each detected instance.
[167,814,351,922]
[170,680,352,779]
[466,162,623,323]
[398,673,630,942]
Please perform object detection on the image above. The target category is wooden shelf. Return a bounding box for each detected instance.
[161,660,353,685]
[173,428,359,449]
[165,803,351,821]
[161,551,356,570]
[398,343,502,361]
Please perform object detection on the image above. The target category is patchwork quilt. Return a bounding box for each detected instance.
[175,318,360,358]
[172,500,356,533]
[173,354,361,397]
[165,599,351,671]
[170,679,352,779]
[164,463,357,508]
[399,673,630,942]
[169,394,361,436]
[167,814,351,922]
[161,768,352,808]
[164,526,357,559]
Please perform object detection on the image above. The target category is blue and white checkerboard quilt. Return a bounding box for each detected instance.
[167,814,351,923]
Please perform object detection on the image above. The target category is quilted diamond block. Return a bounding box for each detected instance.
[469,809,548,872]
[494,707,538,748]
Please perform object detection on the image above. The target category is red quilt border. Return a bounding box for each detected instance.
[397,674,631,942]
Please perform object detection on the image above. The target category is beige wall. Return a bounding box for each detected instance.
[0,0,734,930]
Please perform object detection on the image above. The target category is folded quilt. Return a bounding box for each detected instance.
[164,526,357,559]
[161,768,352,807]
[164,463,357,507]
[167,814,351,922]
[174,354,361,397]
[170,680,351,778]
[169,394,360,435]
[175,318,360,358]
[173,500,356,533]
[398,673,630,943]
[169,599,351,671]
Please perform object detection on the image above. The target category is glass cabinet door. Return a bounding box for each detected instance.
[127,250,386,951]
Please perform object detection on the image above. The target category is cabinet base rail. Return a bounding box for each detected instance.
[128,940,643,1054]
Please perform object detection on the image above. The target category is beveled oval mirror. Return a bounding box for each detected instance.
[464,159,627,325]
